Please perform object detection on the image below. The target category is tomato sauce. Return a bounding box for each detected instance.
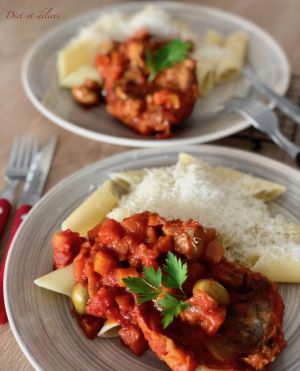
[95,31,198,138]
[52,211,286,370]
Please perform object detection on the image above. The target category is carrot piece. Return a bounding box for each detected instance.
[115,267,139,287]
[94,251,117,276]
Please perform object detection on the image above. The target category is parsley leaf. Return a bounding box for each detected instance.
[162,251,188,293]
[158,294,191,329]
[146,39,192,82]
[143,267,162,289]
[122,276,159,304]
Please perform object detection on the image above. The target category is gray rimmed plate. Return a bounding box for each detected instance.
[5,146,300,370]
[22,1,290,147]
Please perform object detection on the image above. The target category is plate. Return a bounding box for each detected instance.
[5,145,300,370]
[22,1,290,147]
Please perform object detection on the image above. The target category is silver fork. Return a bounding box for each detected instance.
[224,97,300,166]
[0,136,38,239]
[242,68,300,125]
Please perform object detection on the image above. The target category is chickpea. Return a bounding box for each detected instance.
[193,279,230,306]
[72,283,89,314]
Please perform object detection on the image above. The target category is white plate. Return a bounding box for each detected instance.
[22,1,290,147]
[5,145,300,370]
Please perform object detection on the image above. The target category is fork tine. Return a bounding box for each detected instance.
[29,137,39,166]
[7,136,20,170]
[15,136,27,169]
[5,135,39,178]
[227,97,265,117]
[21,136,34,170]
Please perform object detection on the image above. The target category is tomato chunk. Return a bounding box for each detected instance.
[52,229,85,269]
[119,325,148,355]
[98,219,124,247]
[180,291,226,336]
[76,314,104,339]
[86,287,119,319]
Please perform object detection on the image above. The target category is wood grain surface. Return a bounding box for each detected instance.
[0,0,300,369]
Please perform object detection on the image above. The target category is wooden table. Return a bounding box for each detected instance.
[0,0,300,369]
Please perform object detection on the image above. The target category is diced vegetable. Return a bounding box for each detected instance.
[77,315,104,339]
[94,251,117,276]
[52,229,84,269]
[115,267,139,287]
[119,325,148,355]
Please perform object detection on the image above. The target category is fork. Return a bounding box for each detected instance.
[224,97,300,166]
[242,68,300,125]
[0,136,38,239]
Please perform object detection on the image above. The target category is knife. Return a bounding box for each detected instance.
[0,135,58,324]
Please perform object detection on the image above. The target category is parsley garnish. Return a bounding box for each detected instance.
[145,39,193,82]
[158,294,190,329]
[163,252,188,295]
[123,252,190,328]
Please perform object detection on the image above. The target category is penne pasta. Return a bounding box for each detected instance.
[110,169,146,190]
[178,153,286,201]
[195,61,215,96]
[194,30,248,94]
[57,37,100,84]
[251,255,300,283]
[215,31,248,84]
[61,180,120,237]
[59,65,101,88]
[202,29,224,46]
[97,318,121,338]
[34,265,75,297]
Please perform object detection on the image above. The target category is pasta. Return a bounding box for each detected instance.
[215,32,248,84]
[202,29,224,46]
[61,180,120,236]
[34,265,75,297]
[194,30,248,94]
[110,169,146,190]
[178,153,286,201]
[195,61,215,95]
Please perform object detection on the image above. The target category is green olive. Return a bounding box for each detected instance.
[72,283,89,314]
[192,279,230,306]
[207,338,237,362]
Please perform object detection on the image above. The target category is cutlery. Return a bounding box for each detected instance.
[0,135,58,324]
[242,67,300,125]
[0,136,37,240]
[224,97,300,166]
